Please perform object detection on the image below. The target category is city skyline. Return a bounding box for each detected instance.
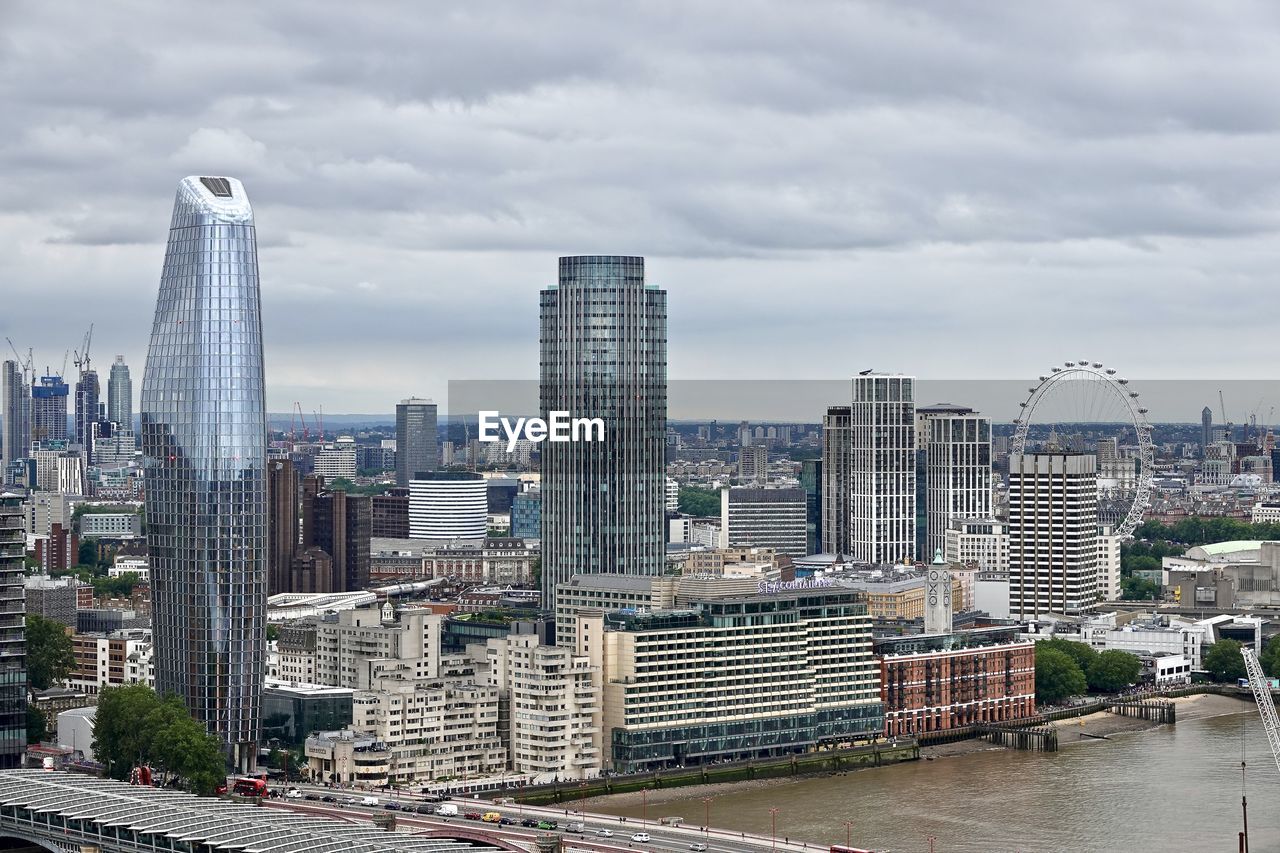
[6,3,1280,412]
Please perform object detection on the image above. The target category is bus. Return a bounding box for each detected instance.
[215,777,270,797]
[831,846,878,853]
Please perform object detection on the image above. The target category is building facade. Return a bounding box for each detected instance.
[409,472,487,539]
[820,405,851,555]
[1007,453,1099,619]
[540,256,666,607]
[31,376,69,445]
[719,486,807,556]
[851,375,916,564]
[141,175,267,771]
[1,362,29,480]
[395,398,438,487]
[944,518,1008,572]
[74,368,100,462]
[267,459,299,596]
[0,496,24,764]
[107,356,132,429]
[923,411,992,559]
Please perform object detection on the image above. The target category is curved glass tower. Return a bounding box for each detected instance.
[141,176,266,771]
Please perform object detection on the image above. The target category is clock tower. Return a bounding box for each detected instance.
[924,547,953,635]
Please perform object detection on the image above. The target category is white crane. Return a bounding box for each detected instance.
[1241,647,1280,776]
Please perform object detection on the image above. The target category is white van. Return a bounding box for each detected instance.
[435,804,459,817]
[360,796,378,806]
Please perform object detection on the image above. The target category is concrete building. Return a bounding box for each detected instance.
[1162,541,1280,608]
[79,512,141,538]
[69,629,152,694]
[577,586,882,773]
[842,574,965,621]
[944,518,1008,571]
[483,634,600,783]
[1,362,29,481]
[1074,614,1209,669]
[25,575,81,627]
[304,730,390,785]
[539,256,666,609]
[409,472,487,540]
[395,398,438,487]
[267,459,299,596]
[821,405,851,556]
[31,375,69,445]
[737,444,768,483]
[0,495,24,765]
[719,486,807,556]
[312,606,442,690]
[301,475,372,593]
[371,488,410,538]
[1008,453,1099,618]
[313,437,357,482]
[876,626,1036,737]
[1098,527,1122,601]
[415,537,537,586]
[56,707,96,762]
[851,374,916,564]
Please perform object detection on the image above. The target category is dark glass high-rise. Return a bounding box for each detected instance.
[141,176,267,771]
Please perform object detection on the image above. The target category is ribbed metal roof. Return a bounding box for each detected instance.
[0,771,507,853]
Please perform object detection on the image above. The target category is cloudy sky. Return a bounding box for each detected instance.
[4,1,1280,417]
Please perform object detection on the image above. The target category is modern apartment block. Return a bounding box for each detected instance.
[74,368,100,462]
[395,398,438,487]
[820,405,851,555]
[576,587,883,773]
[107,356,132,428]
[851,375,916,564]
[408,471,487,539]
[141,176,267,770]
[302,475,372,593]
[267,459,299,596]
[31,375,69,445]
[540,256,666,607]
[0,495,24,766]
[1008,453,1100,618]
[719,486,807,556]
[737,444,768,483]
[312,606,442,690]
[1,362,29,479]
[484,634,601,783]
[921,408,992,559]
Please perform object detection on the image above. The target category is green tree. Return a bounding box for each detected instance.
[1036,638,1098,673]
[1203,640,1247,683]
[677,486,720,517]
[1120,575,1159,601]
[94,684,162,780]
[25,614,75,691]
[77,540,99,569]
[1035,647,1087,704]
[266,624,280,642]
[26,706,48,744]
[1087,649,1142,693]
[94,685,226,794]
[1260,635,1280,679]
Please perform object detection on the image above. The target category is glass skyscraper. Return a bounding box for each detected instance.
[395,398,438,486]
[141,176,267,771]
[539,255,666,608]
[108,356,132,428]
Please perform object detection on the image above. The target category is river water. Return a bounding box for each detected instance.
[592,706,1280,852]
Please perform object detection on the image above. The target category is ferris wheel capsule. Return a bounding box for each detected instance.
[1105,369,1116,375]
[1051,367,1062,373]
[1092,362,1103,368]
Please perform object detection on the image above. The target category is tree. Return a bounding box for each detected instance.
[1036,638,1098,673]
[677,486,720,517]
[266,624,280,642]
[1120,575,1159,601]
[1260,635,1280,679]
[26,706,48,745]
[1035,647,1087,704]
[1203,640,1247,683]
[1087,649,1142,693]
[94,685,226,795]
[25,614,75,691]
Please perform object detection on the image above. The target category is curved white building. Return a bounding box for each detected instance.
[409,472,487,539]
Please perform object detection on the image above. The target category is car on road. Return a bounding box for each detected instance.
[690,844,708,851]
[536,820,557,830]
[304,793,320,801]
[595,829,614,838]
[360,796,378,806]
[320,795,336,803]
[284,789,302,799]
[520,818,540,828]
[463,812,483,821]
[415,804,436,815]
[343,796,359,805]
[631,833,651,843]
[481,812,501,823]
[435,804,459,817]
[565,822,585,833]
[383,802,401,811]
[498,818,515,826]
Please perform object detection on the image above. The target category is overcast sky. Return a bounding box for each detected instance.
[4,1,1280,418]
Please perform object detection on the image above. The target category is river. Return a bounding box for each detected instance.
[591,700,1280,852]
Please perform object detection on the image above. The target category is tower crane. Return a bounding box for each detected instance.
[1241,646,1280,776]
[72,324,94,375]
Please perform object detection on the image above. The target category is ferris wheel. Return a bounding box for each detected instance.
[1011,361,1154,538]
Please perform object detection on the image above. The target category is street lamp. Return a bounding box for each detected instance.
[642,788,648,828]
[927,834,937,853]
[843,820,853,848]
[769,807,779,851]
[701,797,713,838]
[579,781,588,814]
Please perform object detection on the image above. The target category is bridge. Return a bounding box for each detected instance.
[0,771,525,853]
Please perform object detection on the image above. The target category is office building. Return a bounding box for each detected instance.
[540,256,666,607]
[25,575,82,628]
[577,586,882,773]
[1,362,28,479]
[720,486,807,556]
[313,437,357,481]
[300,475,372,593]
[944,518,1008,571]
[409,471,487,539]
[395,398,437,487]
[923,409,992,558]
[267,459,299,596]
[821,405,851,555]
[1007,453,1099,619]
[737,444,767,482]
[852,374,916,564]
[511,489,541,539]
[79,513,141,538]
[370,488,409,538]
[1201,406,1213,456]
[800,458,822,555]
[107,356,132,429]
[141,176,267,771]
[74,367,100,462]
[0,495,24,765]
[31,375,69,445]
[261,679,353,746]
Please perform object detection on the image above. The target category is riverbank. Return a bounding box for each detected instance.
[1052,692,1250,743]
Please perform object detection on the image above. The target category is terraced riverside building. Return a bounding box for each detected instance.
[576,585,882,772]
[0,771,522,853]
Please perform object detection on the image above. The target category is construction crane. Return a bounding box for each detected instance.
[72,324,94,375]
[1219,389,1234,441]
[5,339,33,384]
[1241,647,1280,776]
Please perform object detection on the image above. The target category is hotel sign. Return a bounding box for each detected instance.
[757,578,835,595]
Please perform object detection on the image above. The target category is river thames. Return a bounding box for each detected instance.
[591,699,1280,852]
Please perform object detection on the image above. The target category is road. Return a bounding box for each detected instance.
[264,782,830,853]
